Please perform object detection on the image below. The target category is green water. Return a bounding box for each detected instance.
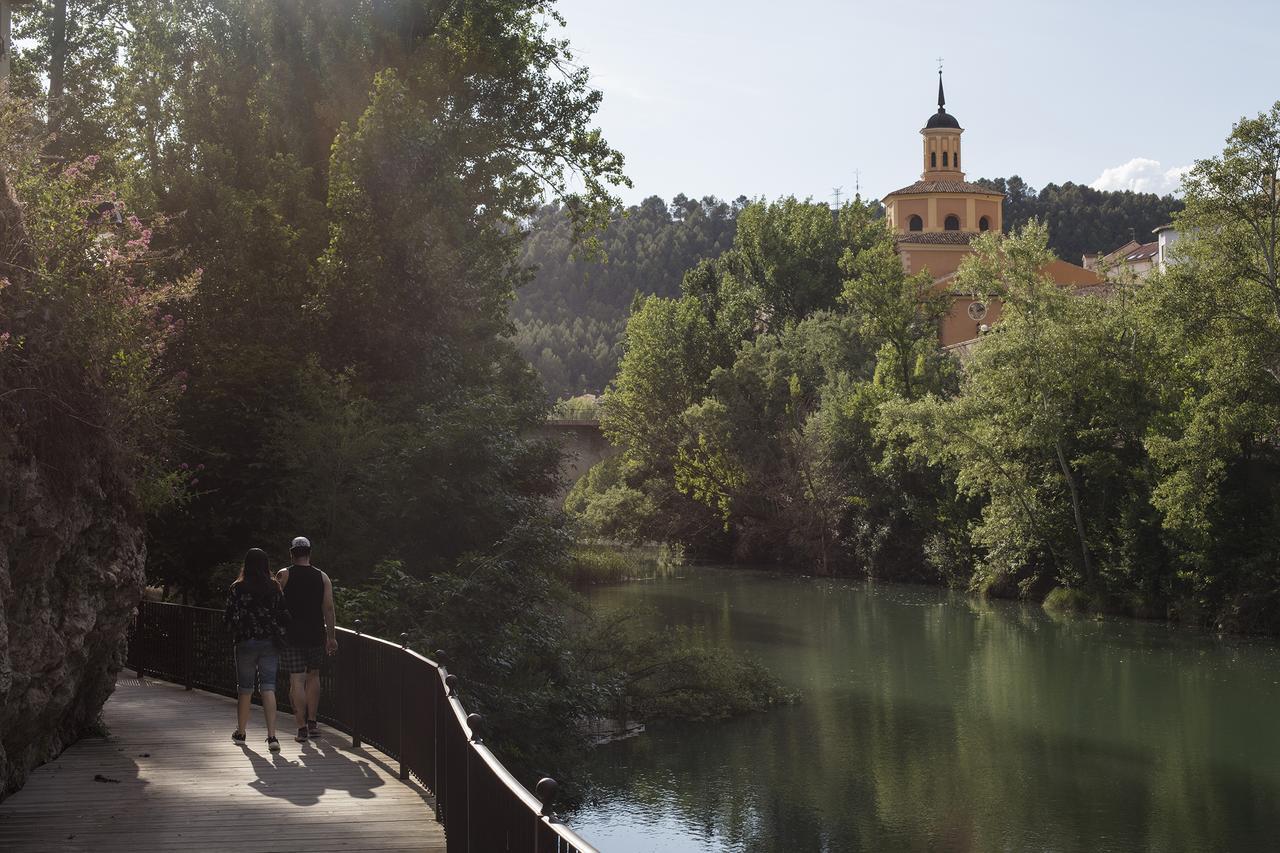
[571,568,1280,852]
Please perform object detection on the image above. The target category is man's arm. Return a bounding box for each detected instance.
[322,571,337,654]
[276,567,290,589]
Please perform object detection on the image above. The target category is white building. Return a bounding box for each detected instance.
[1154,223,1181,272]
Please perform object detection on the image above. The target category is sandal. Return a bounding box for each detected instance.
[232,730,246,744]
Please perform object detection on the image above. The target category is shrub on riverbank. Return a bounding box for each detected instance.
[339,543,794,787]
[563,542,684,585]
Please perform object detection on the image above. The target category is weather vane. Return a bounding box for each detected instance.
[937,56,944,74]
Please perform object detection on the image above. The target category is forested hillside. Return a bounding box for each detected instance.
[515,180,1182,399]
[513,195,741,398]
[976,176,1184,263]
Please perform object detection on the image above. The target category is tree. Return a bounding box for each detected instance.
[839,227,949,400]
[20,0,632,587]
[884,223,1163,601]
[1140,103,1280,630]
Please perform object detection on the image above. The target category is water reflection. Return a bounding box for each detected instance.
[573,569,1280,852]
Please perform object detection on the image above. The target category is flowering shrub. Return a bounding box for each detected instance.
[0,109,196,512]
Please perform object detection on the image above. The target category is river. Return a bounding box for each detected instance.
[570,567,1280,852]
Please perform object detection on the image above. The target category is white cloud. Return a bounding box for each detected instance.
[1090,158,1191,195]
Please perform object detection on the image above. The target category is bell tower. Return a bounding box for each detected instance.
[921,70,964,181]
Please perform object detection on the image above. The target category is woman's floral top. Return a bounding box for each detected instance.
[223,582,291,643]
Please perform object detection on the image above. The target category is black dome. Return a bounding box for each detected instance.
[926,109,960,129]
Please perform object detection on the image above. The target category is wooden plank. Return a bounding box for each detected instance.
[0,679,446,852]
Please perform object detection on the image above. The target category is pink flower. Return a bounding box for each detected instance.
[179,463,189,470]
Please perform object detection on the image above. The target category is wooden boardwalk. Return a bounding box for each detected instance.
[0,677,447,852]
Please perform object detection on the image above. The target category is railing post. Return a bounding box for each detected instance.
[467,713,483,853]
[399,632,409,781]
[443,673,457,831]
[351,620,363,749]
[433,650,445,822]
[181,607,194,691]
[134,602,147,681]
[535,777,559,853]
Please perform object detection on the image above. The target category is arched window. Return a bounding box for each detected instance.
[908,214,923,232]
[942,151,949,167]
[954,152,960,168]
[944,214,960,231]
[979,216,990,232]
[930,152,936,168]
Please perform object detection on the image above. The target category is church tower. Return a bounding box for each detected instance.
[921,73,964,180]
[883,71,1003,239]
[883,71,1101,349]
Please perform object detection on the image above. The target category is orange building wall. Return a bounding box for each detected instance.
[941,298,1003,347]
[900,246,969,278]
[932,258,1104,348]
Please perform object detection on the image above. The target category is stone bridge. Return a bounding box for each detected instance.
[534,419,617,502]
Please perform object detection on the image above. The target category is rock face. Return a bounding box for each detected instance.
[0,459,145,798]
[0,172,146,799]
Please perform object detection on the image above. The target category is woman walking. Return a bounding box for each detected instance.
[223,547,291,751]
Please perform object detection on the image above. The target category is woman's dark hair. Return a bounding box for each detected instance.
[235,548,277,597]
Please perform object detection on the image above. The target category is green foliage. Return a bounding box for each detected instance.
[12,0,628,588]
[564,454,663,544]
[597,197,960,574]
[1137,103,1280,631]
[550,394,602,421]
[559,543,682,586]
[578,607,796,724]
[885,223,1165,603]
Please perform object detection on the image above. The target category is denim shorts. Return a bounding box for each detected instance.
[234,638,280,695]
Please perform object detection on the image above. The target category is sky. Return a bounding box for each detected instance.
[552,0,1280,205]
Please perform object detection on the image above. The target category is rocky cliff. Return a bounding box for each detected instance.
[0,170,146,798]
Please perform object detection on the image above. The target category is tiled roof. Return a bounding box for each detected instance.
[1122,242,1158,262]
[895,231,975,245]
[884,180,1004,197]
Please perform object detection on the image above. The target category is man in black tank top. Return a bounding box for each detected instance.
[277,536,337,743]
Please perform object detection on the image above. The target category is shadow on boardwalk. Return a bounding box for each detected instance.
[0,677,445,852]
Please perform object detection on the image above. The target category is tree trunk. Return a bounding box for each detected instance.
[1054,439,1094,583]
[48,0,68,149]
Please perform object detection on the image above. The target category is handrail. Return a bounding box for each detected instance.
[125,599,599,853]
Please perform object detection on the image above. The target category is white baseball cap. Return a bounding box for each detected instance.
[290,536,311,550]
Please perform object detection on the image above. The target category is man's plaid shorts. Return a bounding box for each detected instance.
[280,644,325,674]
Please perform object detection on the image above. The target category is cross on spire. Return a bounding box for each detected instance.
[936,59,946,112]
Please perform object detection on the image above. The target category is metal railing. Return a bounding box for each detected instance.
[125,600,599,853]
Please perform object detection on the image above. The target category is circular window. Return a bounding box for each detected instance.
[967,301,988,321]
